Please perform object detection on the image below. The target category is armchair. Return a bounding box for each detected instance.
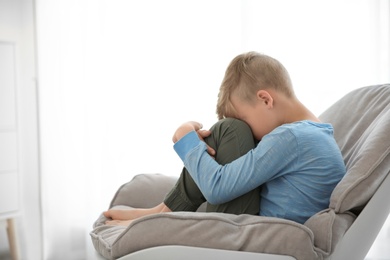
[91,84,390,260]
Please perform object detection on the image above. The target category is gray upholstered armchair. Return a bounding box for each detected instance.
[91,84,390,260]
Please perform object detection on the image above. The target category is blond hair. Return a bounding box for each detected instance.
[216,52,294,119]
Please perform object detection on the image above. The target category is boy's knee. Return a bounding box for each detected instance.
[211,118,252,136]
[206,118,256,164]
[207,118,254,148]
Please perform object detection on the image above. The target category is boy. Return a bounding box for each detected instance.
[105,52,346,226]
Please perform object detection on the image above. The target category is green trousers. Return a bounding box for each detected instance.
[164,118,260,215]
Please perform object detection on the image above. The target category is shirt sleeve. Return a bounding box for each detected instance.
[173,128,298,205]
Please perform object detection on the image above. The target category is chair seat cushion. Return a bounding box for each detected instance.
[91,202,323,260]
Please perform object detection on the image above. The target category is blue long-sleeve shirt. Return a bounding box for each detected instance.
[174,120,346,224]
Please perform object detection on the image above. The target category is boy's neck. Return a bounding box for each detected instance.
[276,93,320,125]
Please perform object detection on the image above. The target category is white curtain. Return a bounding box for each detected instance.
[35,0,389,259]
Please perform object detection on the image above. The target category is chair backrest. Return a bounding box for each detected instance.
[321,84,390,215]
[315,84,390,259]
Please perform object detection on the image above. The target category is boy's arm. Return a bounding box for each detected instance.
[173,126,297,205]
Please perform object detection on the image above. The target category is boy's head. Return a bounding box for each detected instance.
[216,52,294,120]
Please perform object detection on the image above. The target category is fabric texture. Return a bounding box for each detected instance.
[164,118,260,215]
[108,174,177,209]
[90,84,390,260]
[174,121,345,224]
[320,84,390,214]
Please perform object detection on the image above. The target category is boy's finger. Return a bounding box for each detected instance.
[206,145,216,156]
[197,129,212,138]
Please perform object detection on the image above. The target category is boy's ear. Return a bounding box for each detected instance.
[256,90,273,108]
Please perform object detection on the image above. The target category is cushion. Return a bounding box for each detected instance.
[110,211,321,260]
[91,174,323,260]
[304,209,355,254]
[319,84,390,214]
[109,173,177,209]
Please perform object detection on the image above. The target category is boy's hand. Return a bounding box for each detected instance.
[197,129,216,157]
[172,121,203,143]
[173,121,215,157]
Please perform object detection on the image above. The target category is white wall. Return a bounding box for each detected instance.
[0,0,42,259]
